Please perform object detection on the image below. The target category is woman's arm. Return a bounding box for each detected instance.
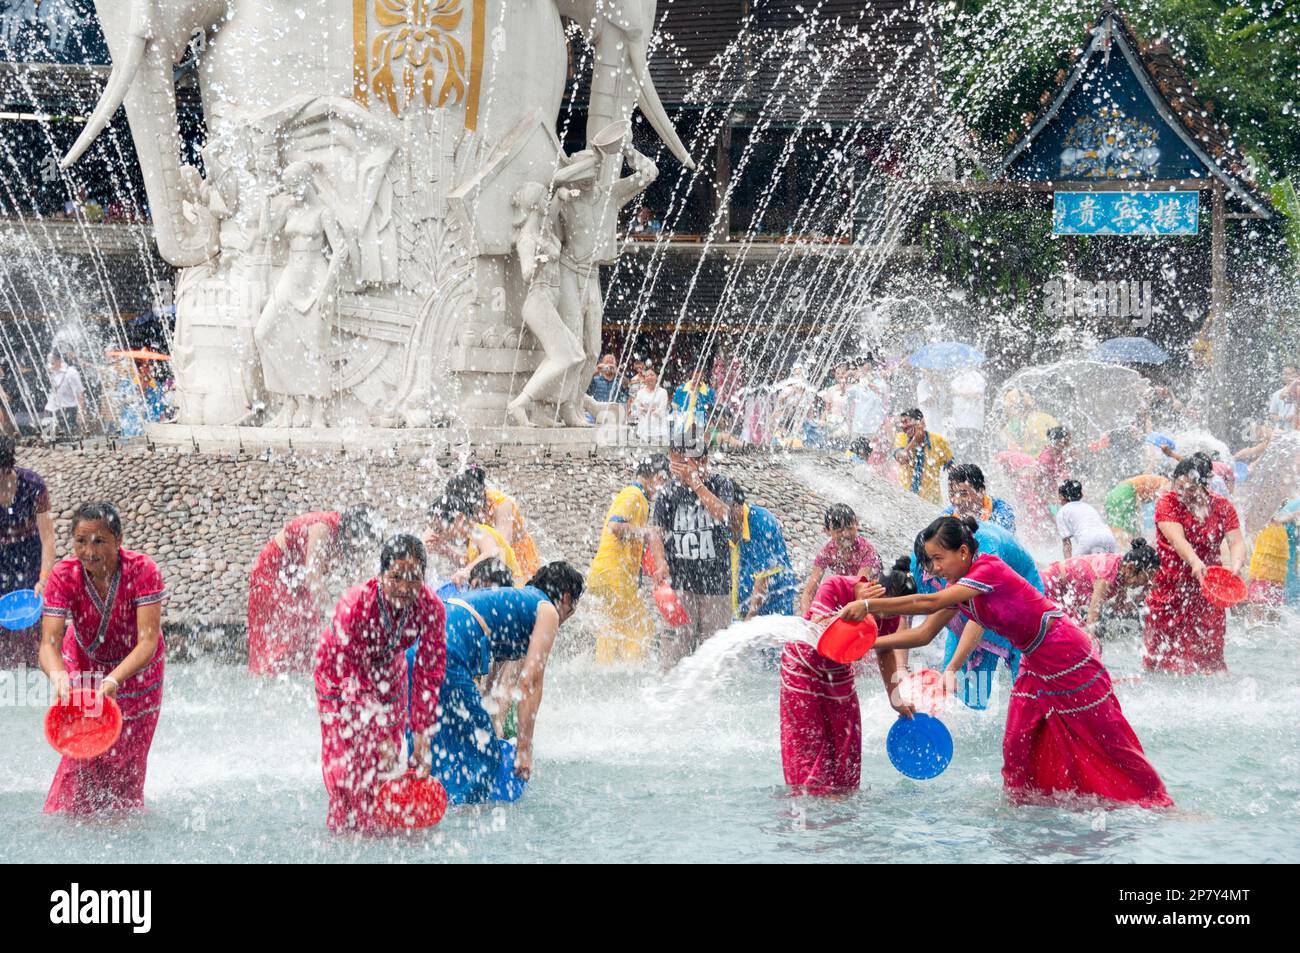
[1225,528,1247,575]
[876,646,916,719]
[1062,537,1073,560]
[492,499,519,548]
[872,607,959,652]
[101,604,162,698]
[1086,578,1112,631]
[745,573,772,621]
[798,565,825,615]
[513,603,559,780]
[1157,519,1205,580]
[303,522,334,604]
[38,615,70,703]
[842,583,974,620]
[35,511,56,596]
[943,618,986,676]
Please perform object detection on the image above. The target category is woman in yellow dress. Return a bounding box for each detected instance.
[587,455,670,663]
[423,494,523,587]
[449,467,541,579]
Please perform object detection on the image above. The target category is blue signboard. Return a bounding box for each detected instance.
[1053,190,1200,236]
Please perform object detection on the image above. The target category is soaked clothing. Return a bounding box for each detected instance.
[955,555,1171,808]
[588,484,654,663]
[418,586,550,804]
[731,504,798,618]
[910,521,1037,710]
[1145,491,1239,674]
[813,534,882,579]
[1043,553,1122,623]
[315,581,445,833]
[485,488,540,579]
[0,466,49,666]
[42,550,167,814]
[247,511,339,675]
[654,476,736,595]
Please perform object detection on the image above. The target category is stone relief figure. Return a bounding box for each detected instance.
[253,161,350,429]
[553,122,659,425]
[506,181,585,428]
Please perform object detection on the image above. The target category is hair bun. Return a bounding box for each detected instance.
[961,515,980,535]
[1130,538,1149,550]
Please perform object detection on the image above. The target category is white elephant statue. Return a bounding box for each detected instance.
[62,0,692,429]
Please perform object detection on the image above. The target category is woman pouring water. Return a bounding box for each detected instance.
[852,516,1172,808]
[39,503,167,814]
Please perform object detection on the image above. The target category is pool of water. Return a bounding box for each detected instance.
[2,617,1297,863]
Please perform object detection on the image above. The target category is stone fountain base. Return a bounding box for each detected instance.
[144,422,633,456]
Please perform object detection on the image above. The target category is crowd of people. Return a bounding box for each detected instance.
[2,348,1296,832]
[1,350,173,439]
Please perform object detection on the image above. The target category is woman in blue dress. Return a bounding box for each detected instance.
[414,561,584,804]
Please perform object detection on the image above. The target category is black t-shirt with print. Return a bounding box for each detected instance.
[653,475,736,595]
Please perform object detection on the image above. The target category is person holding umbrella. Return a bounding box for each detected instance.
[39,502,167,814]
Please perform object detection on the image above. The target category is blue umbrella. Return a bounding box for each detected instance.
[1093,337,1170,365]
[909,341,986,370]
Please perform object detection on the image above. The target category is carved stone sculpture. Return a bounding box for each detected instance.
[62,0,692,429]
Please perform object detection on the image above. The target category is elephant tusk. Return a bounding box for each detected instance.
[628,41,695,170]
[61,33,149,168]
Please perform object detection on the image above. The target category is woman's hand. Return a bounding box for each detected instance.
[411,742,432,780]
[377,739,400,776]
[33,577,46,598]
[514,744,533,781]
[100,675,119,699]
[450,568,470,589]
[1189,559,1207,582]
[49,670,70,706]
[838,600,870,623]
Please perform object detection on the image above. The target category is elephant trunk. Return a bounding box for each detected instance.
[627,38,694,170]
[63,0,218,267]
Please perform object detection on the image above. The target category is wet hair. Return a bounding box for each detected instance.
[379,533,427,576]
[1059,479,1084,502]
[338,505,385,551]
[824,503,858,531]
[1173,453,1213,487]
[732,484,748,506]
[635,453,670,479]
[427,489,477,524]
[1047,426,1069,444]
[445,466,489,514]
[919,515,980,561]
[1122,537,1161,573]
[0,436,14,471]
[880,555,917,598]
[948,463,986,492]
[848,437,873,459]
[469,557,513,589]
[900,407,925,422]
[70,501,122,539]
[527,560,585,605]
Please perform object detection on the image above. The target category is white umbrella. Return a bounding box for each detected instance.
[1242,431,1300,532]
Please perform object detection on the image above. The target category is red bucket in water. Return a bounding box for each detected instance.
[44,688,122,759]
[817,616,879,664]
[375,772,448,829]
[1201,567,1246,609]
[900,668,948,715]
[653,582,691,627]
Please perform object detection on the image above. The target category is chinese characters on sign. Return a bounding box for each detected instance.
[1052,191,1199,236]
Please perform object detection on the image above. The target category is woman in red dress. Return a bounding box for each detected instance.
[859,516,1171,808]
[39,502,167,813]
[247,506,384,675]
[1145,454,1246,674]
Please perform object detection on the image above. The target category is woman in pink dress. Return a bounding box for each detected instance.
[315,534,446,833]
[39,502,166,814]
[855,516,1171,808]
[1145,454,1246,674]
[1042,539,1160,633]
[780,558,914,792]
[247,505,384,675]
